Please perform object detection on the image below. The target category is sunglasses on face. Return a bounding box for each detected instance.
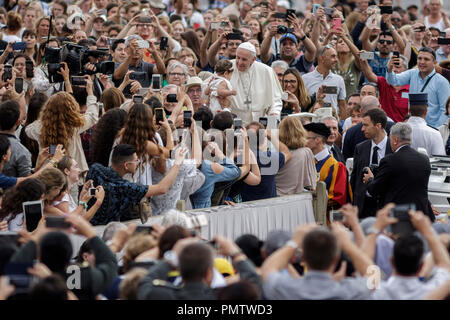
[379,40,393,45]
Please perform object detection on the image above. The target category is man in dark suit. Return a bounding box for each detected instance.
[364,122,435,222]
[342,96,395,160]
[137,237,262,300]
[351,108,392,218]
[322,116,345,163]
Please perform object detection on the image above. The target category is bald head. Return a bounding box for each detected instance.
[360,96,380,113]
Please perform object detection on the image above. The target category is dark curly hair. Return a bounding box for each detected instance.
[90,108,127,166]
[0,178,45,224]
[118,103,164,163]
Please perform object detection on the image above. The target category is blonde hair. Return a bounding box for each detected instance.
[278,116,307,149]
[122,234,157,273]
[37,167,66,202]
[158,15,173,34]
[119,268,148,300]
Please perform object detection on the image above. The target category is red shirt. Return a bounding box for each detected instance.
[377,76,410,122]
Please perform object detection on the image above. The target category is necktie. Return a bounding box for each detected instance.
[372,146,379,165]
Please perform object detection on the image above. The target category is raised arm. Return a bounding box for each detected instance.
[382,14,405,53]
[207,32,227,68]
[359,56,379,84]
[260,24,277,64]
[361,26,377,52]
[200,27,212,68]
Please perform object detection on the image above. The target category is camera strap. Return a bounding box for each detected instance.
[420,73,435,92]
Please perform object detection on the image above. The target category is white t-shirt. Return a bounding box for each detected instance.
[424,16,446,32]
[2,34,21,43]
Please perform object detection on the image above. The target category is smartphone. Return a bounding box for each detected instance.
[129,72,146,81]
[184,110,192,128]
[133,95,144,104]
[89,187,97,196]
[437,38,450,45]
[390,204,416,236]
[379,6,393,15]
[273,12,286,19]
[26,60,34,78]
[98,102,104,111]
[220,21,229,28]
[166,93,178,103]
[286,9,296,19]
[155,107,164,124]
[324,7,334,16]
[5,262,35,292]
[46,216,71,229]
[259,117,268,127]
[281,91,289,101]
[2,64,12,82]
[15,77,23,94]
[71,76,86,86]
[323,102,332,108]
[360,51,375,60]
[332,18,342,31]
[23,200,43,233]
[135,225,154,234]
[210,22,220,30]
[152,74,161,91]
[0,231,20,245]
[312,4,321,15]
[159,36,168,51]
[393,51,400,66]
[12,41,27,51]
[322,86,338,94]
[330,210,344,222]
[49,144,57,156]
[234,118,242,130]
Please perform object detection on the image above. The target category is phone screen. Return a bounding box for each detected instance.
[23,201,43,232]
[26,60,34,78]
[259,117,268,127]
[15,77,23,94]
[184,111,192,127]
[133,96,144,104]
[155,108,164,124]
[152,74,161,90]
[49,145,57,155]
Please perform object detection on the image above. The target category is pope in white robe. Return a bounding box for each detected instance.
[229,42,283,125]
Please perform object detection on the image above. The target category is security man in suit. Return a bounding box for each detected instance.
[406,93,445,156]
[137,236,262,300]
[342,96,395,160]
[351,108,392,218]
[363,122,435,222]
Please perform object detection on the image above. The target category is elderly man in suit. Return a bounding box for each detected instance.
[351,108,392,219]
[363,122,435,222]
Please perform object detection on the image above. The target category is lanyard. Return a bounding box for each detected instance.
[420,73,436,92]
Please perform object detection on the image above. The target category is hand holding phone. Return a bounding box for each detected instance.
[133,95,144,104]
[183,110,192,128]
[155,108,164,125]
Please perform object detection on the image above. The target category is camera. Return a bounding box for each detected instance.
[390,204,416,236]
[2,64,12,82]
[363,164,379,175]
[167,93,178,103]
[277,25,294,34]
[47,63,64,83]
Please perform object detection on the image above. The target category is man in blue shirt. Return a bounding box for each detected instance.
[386,47,450,128]
[241,122,291,202]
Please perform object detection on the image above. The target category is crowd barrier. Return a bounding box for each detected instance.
[69,191,318,256]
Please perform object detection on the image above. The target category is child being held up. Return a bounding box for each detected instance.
[204,59,236,116]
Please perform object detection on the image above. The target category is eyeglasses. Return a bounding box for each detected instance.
[283,80,297,84]
[378,40,393,45]
[391,18,400,21]
[137,24,152,28]
[169,72,185,77]
[127,159,141,165]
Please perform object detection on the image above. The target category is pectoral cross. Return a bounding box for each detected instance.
[244,96,252,110]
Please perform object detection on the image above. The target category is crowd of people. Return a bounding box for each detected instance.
[0,0,449,301]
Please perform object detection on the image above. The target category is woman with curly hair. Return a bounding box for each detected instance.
[113,103,174,185]
[0,178,45,231]
[90,108,127,167]
[25,87,99,174]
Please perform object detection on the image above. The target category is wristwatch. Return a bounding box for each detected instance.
[367,226,381,235]
[299,35,306,41]
[164,250,179,268]
[390,25,396,31]
[285,240,298,250]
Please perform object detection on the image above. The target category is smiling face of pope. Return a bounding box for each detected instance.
[236,48,256,72]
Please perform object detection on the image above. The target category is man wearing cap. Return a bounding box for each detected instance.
[304,123,350,209]
[228,42,283,124]
[91,15,106,40]
[407,93,445,156]
[185,77,205,112]
[148,0,168,17]
[386,47,450,128]
[260,16,316,75]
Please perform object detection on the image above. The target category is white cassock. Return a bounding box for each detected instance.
[229,60,283,124]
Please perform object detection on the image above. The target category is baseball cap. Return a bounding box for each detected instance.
[280,33,298,45]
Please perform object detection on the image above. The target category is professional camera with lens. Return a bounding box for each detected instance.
[277,25,294,34]
[363,164,379,176]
